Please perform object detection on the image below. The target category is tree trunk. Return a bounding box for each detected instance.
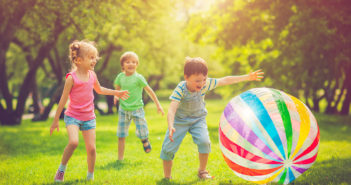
[324,81,338,114]
[304,89,311,108]
[0,0,37,125]
[32,83,64,121]
[106,95,114,114]
[312,97,320,112]
[31,79,43,115]
[340,65,351,115]
[330,83,345,114]
[340,81,351,115]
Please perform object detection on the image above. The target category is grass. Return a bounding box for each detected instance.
[0,99,351,185]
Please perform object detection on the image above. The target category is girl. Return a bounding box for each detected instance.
[50,40,129,182]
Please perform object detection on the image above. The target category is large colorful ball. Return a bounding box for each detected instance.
[219,88,319,184]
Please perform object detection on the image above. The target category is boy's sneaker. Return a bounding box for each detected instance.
[54,170,65,182]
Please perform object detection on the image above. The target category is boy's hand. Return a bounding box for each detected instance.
[115,90,129,100]
[168,127,176,142]
[157,106,165,116]
[249,69,264,81]
[50,121,59,135]
[114,96,119,105]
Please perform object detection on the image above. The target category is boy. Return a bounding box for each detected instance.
[160,57,264,179]
[114,51,164,160]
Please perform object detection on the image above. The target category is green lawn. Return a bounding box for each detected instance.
[0,99,350,185]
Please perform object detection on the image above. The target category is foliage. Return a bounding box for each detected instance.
[186,0,351,114]
[0,100,351,184]
[0,0,198,124]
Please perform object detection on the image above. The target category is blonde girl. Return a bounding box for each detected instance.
[50,40,129,182]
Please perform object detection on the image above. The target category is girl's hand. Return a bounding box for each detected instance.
[157,105,165,116]
[50,121,59,135]
[168,127,176,142]
[114,96,119,105]
[249,69,264,81]
[115,90,129,100]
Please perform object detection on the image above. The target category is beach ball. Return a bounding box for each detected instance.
[219,88,319,184]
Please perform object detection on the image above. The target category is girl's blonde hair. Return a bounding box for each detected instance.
[68,40,99,71]
[120,51,139,70]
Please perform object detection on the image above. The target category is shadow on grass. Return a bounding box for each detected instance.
[41,179,84,185]
[294,157,351,185]
[97,159,142,171]
[215,157,351,185]
[156,178,199,185]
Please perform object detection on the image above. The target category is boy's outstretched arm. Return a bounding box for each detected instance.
[144,85,165,115]
[167,100,179,142]
[217,69,264,87]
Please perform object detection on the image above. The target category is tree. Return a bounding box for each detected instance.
[186,0,351,114]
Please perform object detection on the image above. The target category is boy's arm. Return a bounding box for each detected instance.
[50,75,73,135]
[92,72,129,100]
[144,85,164,115]
[217,69,264,87]
[167,100,180,142]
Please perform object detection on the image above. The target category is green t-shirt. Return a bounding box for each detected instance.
[114,72,148,111]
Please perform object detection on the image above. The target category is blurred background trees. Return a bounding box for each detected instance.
[0,0,350,125]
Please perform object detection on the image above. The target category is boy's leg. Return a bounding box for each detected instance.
[163,160,173,179]
[82,128,96,175]
[118,137,126,160]
[117,108,131,159]
[132,108,150,152]
[199,153,209,171]
[189,118,212,178]
[160,123,189,178]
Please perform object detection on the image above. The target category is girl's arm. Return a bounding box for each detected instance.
[92,72,129,100]
[50,75,74,135]
[217,69,264,87]
[144,85,164,115]
[167,100,179,142]
[114,85,121,105]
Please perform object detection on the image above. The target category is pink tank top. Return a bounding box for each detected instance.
[65,70,96,121]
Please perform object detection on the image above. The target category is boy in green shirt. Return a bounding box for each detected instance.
[114,51,164,160]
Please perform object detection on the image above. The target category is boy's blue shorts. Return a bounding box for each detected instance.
[64,115,96,131]
[160,117,211,160]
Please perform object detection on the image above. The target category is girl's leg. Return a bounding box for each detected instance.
[61,125,80,165]
[163,160,173,179]
[82,128,96,173]
[118,137,125,160]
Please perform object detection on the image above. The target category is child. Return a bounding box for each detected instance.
[160,57,264,179]
[113,51,164,160]
[50,40,129,182]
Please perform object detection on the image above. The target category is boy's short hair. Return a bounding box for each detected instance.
[120,51,139,70]
[184,57,208,77]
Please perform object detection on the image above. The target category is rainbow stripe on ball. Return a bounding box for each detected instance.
[219,88,319,184]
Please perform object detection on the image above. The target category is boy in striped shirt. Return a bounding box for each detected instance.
[160,57,264,180]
